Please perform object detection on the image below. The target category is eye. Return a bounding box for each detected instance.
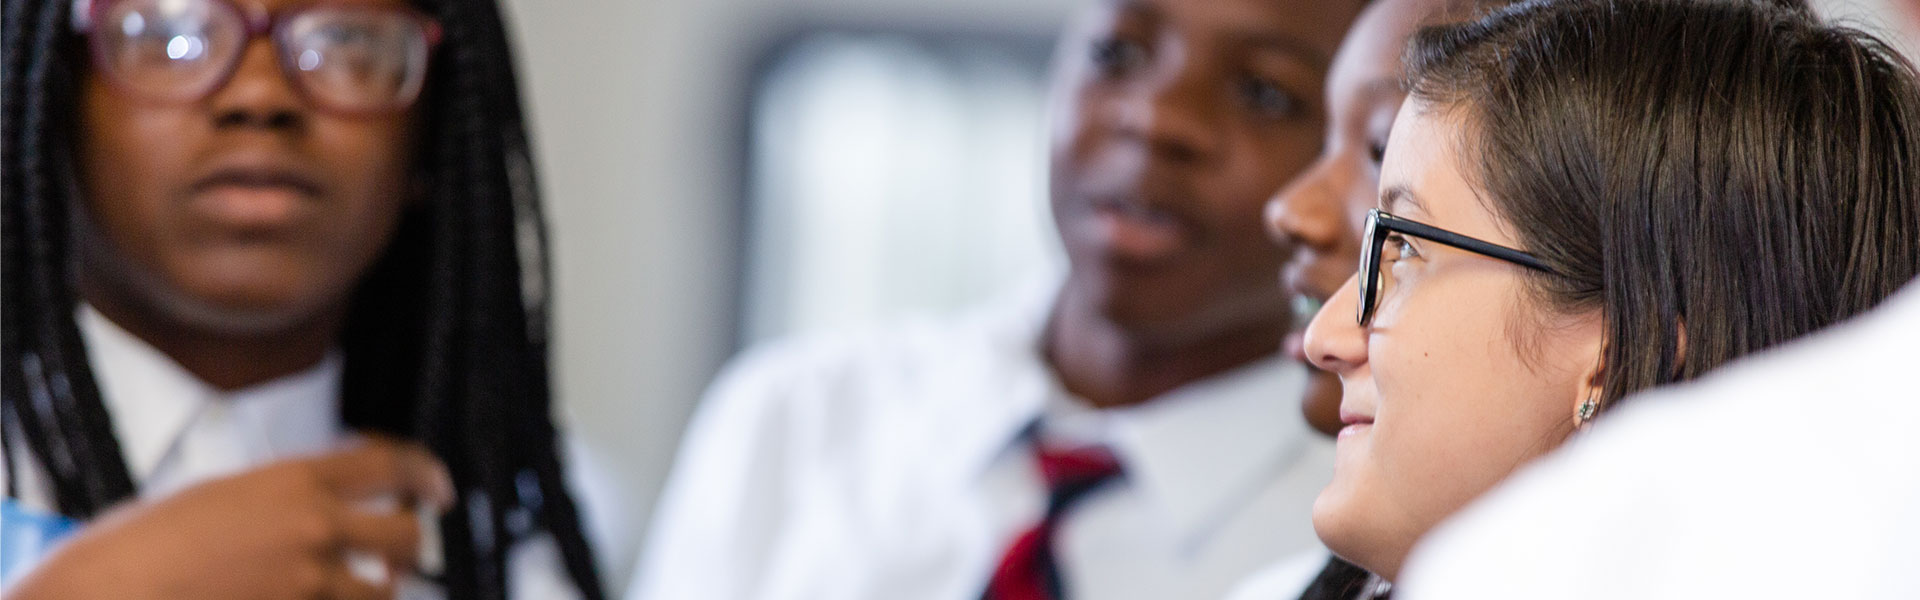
[1239,76,1300,118]
[1090,36,1149,78]
[1366,137,1387,167]
[1382,232,1419,262]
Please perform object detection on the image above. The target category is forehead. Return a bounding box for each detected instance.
[1328,0,1461,109]
[1379,100,1461,215]
[1334,0,1434,84]
[1380,99,1523,244]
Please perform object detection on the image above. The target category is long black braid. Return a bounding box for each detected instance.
[0,0,606,597]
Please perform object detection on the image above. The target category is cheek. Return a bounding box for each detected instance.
[1364,281,1578,538]
[1050,79,1111,167]
[76,82,199,262]
[1227,124,1321,196]
[316,115,415,193]
[1207,129,1323,256]
[309,118,416,274]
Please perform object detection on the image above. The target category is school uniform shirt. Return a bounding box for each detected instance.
[1219,549,1330,600]
[0,305,578,599]
[1397,284,1920,600]
[628,281,1335,600]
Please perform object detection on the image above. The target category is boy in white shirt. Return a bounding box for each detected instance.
[630,0,1364,598]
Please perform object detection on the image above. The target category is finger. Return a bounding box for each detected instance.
[335,508,424,569]
[320,562,394,600]
[307,437,455,510]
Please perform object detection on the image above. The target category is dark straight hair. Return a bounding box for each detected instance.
[1303,0,1920,597]
[1405,0,1920,409]
[0,0,606,597]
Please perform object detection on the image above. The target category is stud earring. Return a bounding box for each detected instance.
[1575,393,1599,427]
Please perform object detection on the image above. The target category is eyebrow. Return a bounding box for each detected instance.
[1381,185,1427,215]
[1240,33,1332,71]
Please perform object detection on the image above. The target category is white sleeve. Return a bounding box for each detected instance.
[507,533,582,600]
[624,347,813,600]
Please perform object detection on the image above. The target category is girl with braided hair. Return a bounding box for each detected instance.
[1,0,603,597]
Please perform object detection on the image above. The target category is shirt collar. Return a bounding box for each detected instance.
[77,305,344,483]
[946,281,1315,546]
[943,278,1061,481]
[1106,356,1311,548]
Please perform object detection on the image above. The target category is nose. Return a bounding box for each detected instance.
[1304,274,1370,375]
[1114,52,1223,164]
[1266,154,1353,253]
[205,38,307,132]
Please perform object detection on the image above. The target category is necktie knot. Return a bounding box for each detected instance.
[1034,444,1122,508]
[981,442,1123,600]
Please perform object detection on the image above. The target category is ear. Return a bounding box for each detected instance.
[1571,321,1607,427]
[1574,345,1604,422]
[1671,317,1690,378]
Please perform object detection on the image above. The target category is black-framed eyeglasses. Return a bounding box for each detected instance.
[1357,208,1559,326]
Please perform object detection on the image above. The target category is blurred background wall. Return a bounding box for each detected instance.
[496,0,1920,593]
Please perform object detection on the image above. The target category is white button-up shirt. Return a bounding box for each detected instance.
[629,283,1334,600]
[0,306,576,599]
[1220,549,1330,600]
[1399,285,1920,600]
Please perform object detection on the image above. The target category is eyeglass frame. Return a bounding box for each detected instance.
[69,0,445,116]
[1357,208,1560,326]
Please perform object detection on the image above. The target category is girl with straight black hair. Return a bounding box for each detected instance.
[1293,0,1920,597]
[1,0,604,596]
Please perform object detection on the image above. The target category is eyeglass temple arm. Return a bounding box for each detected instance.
[1380,216,1557,273]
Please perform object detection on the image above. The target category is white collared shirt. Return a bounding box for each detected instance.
[1398,284,1920,599]
[629,282,1334,600]
[0,306,578,599]
[1220,549,1330,600]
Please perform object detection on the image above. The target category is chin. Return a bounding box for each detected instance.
[1311,467,1386,572]
[160,274,342,336]
[1092,293,1182,331]
[1310,478,1354,549]
[1068,266,1180,325]
[1312,488,1420,582]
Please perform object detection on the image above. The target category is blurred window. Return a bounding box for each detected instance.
[740,30,1062,344]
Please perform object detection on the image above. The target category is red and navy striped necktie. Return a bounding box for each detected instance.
[980,442,1124,600]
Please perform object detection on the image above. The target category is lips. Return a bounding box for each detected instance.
[1083,194,1195,262]
[1339,409,1374,426]
[190,169,324,197]
[1337,406,1375,439]
[185,157,325,232]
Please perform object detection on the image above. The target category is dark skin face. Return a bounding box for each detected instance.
[73,0,419,390]
[1047,0,1361,408]
[1266,0,1431,435]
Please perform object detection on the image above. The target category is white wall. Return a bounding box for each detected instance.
[498,0,1075,593]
